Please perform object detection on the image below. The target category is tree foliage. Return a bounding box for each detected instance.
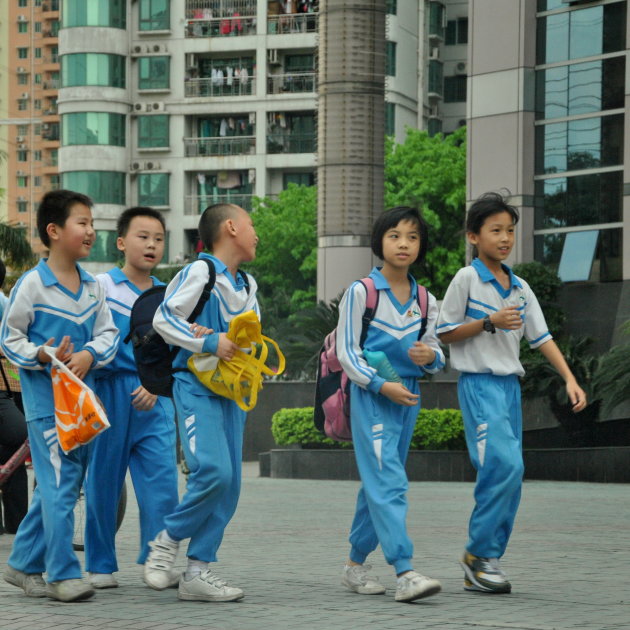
[385,126,467,298]
[0,222,36,269]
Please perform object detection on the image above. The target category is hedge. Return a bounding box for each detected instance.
[271,407,466,451]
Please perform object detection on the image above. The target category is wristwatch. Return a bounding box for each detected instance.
[483,315,496,334]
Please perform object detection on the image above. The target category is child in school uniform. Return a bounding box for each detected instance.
[337,206,444,603]
[84,207,180,589]
[437,192,586,594]
[143,203,259,602]
[1,190,119,602]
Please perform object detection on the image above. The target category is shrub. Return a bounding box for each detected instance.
[271,407,465,450]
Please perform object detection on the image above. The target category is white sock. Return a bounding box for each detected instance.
[185,559,208,580]
[158,530,179,546]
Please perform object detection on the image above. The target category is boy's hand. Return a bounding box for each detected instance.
[380,382,419,406]
[65,350,94,380]
[216,333,239,361]
[131,385,157,411]
[408,341,435,366]
[38,335,74,363]
[190,323,214,338]
[567,381,587,413]
[490,306,522,330]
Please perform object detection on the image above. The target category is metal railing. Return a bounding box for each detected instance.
[267,13,318,34]
[185,0,257,19]
[186,15,256,37]
[184,76,255,98]
[267,72,316,94]
[185,194,253,214]
[266,133,315,154]
[184,136,255,156]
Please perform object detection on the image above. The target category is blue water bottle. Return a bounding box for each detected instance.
[363,350,402,383]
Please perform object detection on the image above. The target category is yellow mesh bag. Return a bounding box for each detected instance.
[188,310,285,411]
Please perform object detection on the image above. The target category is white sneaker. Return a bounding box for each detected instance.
[4,566,47,598]
[178,570,244,602]
[88,572,119,589]
[395,570,441,602]
[341,564,386,595]
[143,532,179,591]
[46,578,95,602]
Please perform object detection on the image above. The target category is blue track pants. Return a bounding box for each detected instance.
[85,374,178,572]
[458,372,524,559]
[8,416,89,582]
[164,381,246,563]
[348,377,420,575]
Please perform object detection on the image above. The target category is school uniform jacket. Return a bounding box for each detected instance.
[0,259,119,421]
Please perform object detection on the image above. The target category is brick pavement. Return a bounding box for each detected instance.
[1,463,628,630]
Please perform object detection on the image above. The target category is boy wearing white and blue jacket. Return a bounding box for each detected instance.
[84,207,179,589]
[337,207,445,603]
[1,190,119,602]
[144,203,259,602]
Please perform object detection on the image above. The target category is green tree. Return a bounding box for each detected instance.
[246,184,317,327]
[385,126,467,298]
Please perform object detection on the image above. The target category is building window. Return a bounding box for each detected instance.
[19,0,28,6]
[85,231,120,262]
[33,176,41,187]
[34,21,42,32]
[385,102,395,136]
[427,118,442,137]
[444,75,467,102]
[18,22,28,33]
[429,2,445,39]
[34,99,42,110]
[35,73,42,84]
[386,0,396,15]
[386,41,396,77]
[138,173,169,206]
[18,48,28,59]
[139,0,170,31]
[17,101,28,111]
[138,56,170,90]
[428,59,443,95]
[62,112,126,146]
[17,177,28,187]
[61,0,126,28]
[445,18,468,45]
[62,171,126,205]
[61,53,126,88]
[138,114,169,148]
[18,74,29,85]
[18,125,29,135]
[17,151,28,162]
[34,48,42,58]
[283,172,315,188]
[17,201,28,214]
[34,150,42,161]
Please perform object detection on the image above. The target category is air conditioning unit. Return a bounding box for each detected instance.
[148,102,165,112]
[16,135,25,142]
[131,44,144,55]
[455,61,467,74]
[43,123,50,129]
[20,92,29,100]
[17,196,27,202]
[429,105,440,118]
[132,102,145,112]
[186,53,197,69]
[267,49,280,65]
[149,44,167,54]
[130,161,143,172]
[17,67,26,74]
[16,170,26,176]
[429,47,440,60]
[17,15,27,22]
[18,143,28,150]
[145,161,161,170]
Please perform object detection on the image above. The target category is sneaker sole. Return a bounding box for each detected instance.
[341,578,386,595]
[89,581,119,589]
[46,587,95,602]
[4,573,47,597]
[461,563,511,594]
[177,591,245,602]
[143,574,172,591]
[395,583,442,602]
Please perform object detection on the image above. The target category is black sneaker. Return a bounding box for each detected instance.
[461,551,511,593]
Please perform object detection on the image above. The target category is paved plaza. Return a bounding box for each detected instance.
[1,463,628,630]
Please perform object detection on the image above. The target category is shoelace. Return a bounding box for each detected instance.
[199,570,228,588]
[146,540,177,570]
[487,558,508,579]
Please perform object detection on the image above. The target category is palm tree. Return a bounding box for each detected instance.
[0,222,36,268]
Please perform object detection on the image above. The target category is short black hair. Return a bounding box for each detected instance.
[371,206,429,264]
[0,258,5,289]
[117,206,166,237]
[466,191,519,234]
[198,203,242,250]
[37,189,93,248]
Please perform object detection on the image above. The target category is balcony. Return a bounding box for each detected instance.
[41,0,60,12]
[267,133,315,154]
[184,136,255,157]
[186,14,256,37]
[267,72,316,95]
[184,75,255,98]
[267,13,318,34]
[185,194,253,215]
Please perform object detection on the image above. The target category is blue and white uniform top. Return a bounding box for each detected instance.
[336,267,445,394]
[436,258,551,376]
[95,267,162,377]
[0,259,119,421]
[152,252,259,396]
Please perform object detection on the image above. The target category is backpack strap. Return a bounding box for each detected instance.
[416,284,429,340]
[357,277,379,348]
[188,258,217,323]
[237,269,250,294]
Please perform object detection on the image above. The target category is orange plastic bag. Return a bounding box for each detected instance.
[42,346,110,453]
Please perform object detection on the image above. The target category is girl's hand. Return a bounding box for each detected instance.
[190,323,214,338]
[131,385,158,411]
[408,341,435,366]
[38,336,74,363]
[216,333,239,361]
[380,382,419,406]
[490,306,522,330]
[65,350,94,380]
[567,381,587,413]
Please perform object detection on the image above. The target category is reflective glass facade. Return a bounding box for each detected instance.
[138,115,169,147]
[138,56,170,90]
[61,53,126,88]
[62,171,126,205]
[61,112,125,146]
[138,173,169,206]
[139,0,170,31]
[61,0,126,28]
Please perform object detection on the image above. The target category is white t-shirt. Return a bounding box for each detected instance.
[437,258,551,376]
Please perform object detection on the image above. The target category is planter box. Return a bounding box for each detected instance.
[261,446,630,483]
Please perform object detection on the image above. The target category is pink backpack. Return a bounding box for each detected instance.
[314,277,429,442]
